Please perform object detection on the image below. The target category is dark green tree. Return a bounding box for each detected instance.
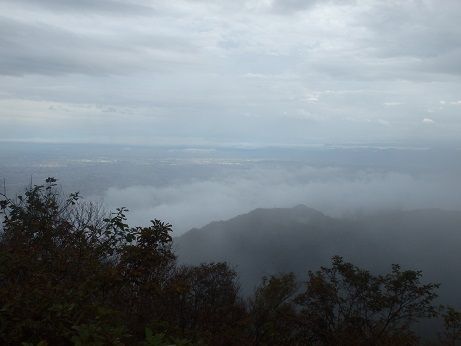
[439,306,461,345]
[170,263,247,344]
[248,273,299,345]
[0,178,452,345]
[295,256,439,345]
[0,178,129,344]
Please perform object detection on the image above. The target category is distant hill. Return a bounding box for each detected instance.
[175,205,461,305]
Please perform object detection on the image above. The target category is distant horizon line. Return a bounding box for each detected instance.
[2,138,459,151]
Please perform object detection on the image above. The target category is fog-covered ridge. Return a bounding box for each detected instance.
[176,205,461,308]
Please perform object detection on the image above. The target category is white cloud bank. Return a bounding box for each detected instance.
[101,166,461,234]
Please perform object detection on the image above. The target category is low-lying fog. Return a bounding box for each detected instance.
[2,143,461,235]
[102,166,461,234]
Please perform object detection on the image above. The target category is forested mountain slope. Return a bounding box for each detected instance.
[176,205,461,304]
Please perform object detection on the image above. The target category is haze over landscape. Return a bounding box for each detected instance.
[2,143,461,234]
[1,0,461,344]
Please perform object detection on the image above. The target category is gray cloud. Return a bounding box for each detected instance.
[3,0,155,15]
[270,0,354,14]
[270,0,321,13]
[0,15,199,76]
[1,0,461,146]
[358,1,461,76]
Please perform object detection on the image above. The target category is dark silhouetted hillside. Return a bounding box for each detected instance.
[2,180,460,344]
[175,205,461,306]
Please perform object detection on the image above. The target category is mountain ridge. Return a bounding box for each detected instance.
[175,205,461,306]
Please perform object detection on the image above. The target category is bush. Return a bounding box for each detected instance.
[0,178,455,345]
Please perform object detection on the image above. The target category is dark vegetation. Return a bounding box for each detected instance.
[0,178,460,345]
[176,206,461,303]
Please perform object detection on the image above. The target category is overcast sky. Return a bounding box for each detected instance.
[1,0,460,147]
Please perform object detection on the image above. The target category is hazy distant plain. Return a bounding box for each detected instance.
[2,142,461,234]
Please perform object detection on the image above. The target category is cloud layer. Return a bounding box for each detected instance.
[1,0,461,145]
[101,166,461,234]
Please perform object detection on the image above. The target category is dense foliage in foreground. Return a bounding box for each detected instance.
[0,179,460,345]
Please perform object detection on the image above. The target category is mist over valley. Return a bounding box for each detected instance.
[2,0,461,343]
[2,142,461,234]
